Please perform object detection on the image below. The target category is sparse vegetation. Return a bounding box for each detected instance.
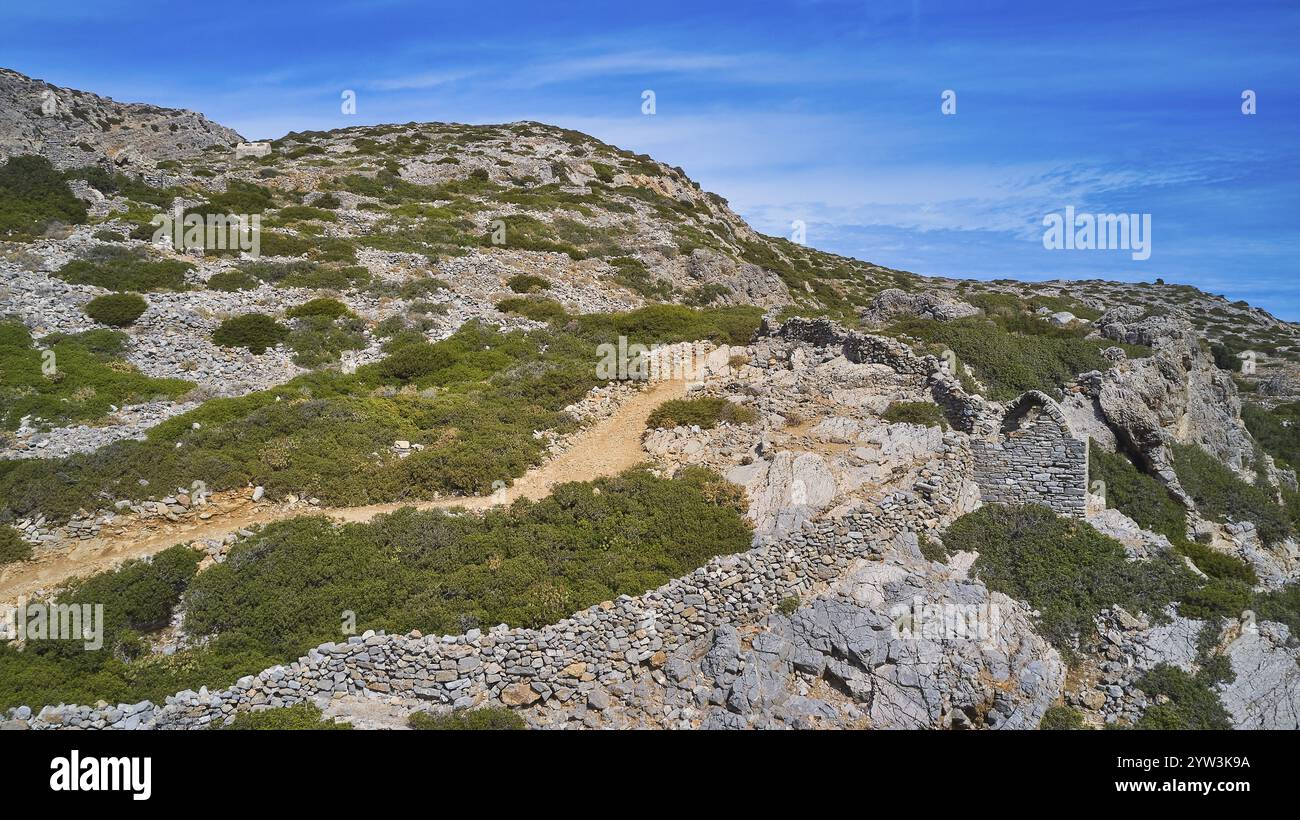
[55,246,193,292]
[881,401,946,428]
[408,707,525,730]
[507,273,550,293]
[0,525,31,565]
[84,293,148,327]
[212,313,289,354]
[647,397,757,430]
[0,154,87,236]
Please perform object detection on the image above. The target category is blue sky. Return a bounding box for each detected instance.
[5,1,1299,316]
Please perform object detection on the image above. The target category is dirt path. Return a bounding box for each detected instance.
[0,378,688,604]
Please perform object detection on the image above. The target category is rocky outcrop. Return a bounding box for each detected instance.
[0,67,242,171]
[1093,312,1255,488]
[859,287,979,325]
[1219,620,1300,729]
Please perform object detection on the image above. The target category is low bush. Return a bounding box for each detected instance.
[55,247,192,292]
[1039,706,1086,730]
[85,293,148,327]
[212,314,289,354]
[0,155,87,236]
[206,269,260,292]
[1242,402,1300,470]
[0,545,226,711]
[943,504,1197,651]
[286,298,352,319]
[236,260,369,290]
[1171,443,1290,546]
[495,297,567,324]
[881,401,945,428]
[0,321,192,431]
[507,273,550,293]
[408,707,525,730]
[217,703,352,730]
[286,314,366,368]
[1132,664,1232,730]
[647,397,757,430]
[0,525,31,565]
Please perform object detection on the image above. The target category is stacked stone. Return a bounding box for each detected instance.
[970,393,1088,517]
[11,432,973,730]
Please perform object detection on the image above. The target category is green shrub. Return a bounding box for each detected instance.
[1132,664,1232,730]
[881,401,945,428]
[55,247,192,292]
[1090,444,1257,597]
[286,298,352,319]
[777,597,800,616]
[0,321,192,431]
[1089,444,1188,542]
[212,314,288,354]
[646,397,757,430]
[286,314,366,368]
[607,256,674,301]
[495,297,567,323]
[206,269,260,292]
[887,314,1132,400]
[1171,443,1290,546]
[408,707,525,730]
[192,179,276,217]
[507,273,550,293]
[237,260,369,290]
[85,293,147,327]
[1242,402,1300,470]
[0,526,31,565]
[0,545,218,711]
[944,504,1197,651]
[218,703,351,730]
[1039,706,1086,730]
[1253,583,1300,641]
[917,533,948,563]
[0,155,87,236]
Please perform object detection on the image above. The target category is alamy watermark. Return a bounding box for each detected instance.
[1,596,104,650]
[596,337,715,382]
[1042,206,1151,261]
[889,596,1002,645]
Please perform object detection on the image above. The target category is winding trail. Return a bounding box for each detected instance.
[0,378,688,604]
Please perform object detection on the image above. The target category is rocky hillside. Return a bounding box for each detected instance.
[0,68,242,172]
[3,68,1300,732]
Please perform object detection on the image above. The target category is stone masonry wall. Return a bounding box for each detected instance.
[970,392,1088,517]
[12,431,976,730]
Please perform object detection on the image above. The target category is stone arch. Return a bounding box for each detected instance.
[970,391,1089,517]
[999,391,1074,437]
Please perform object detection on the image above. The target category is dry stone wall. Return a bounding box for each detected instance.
[970,392,1088,517]
[11,431,976,730]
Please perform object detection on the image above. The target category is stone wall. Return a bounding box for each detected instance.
[10,432,976,730]
[970,391,1088,517]
[772,317,996,434]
